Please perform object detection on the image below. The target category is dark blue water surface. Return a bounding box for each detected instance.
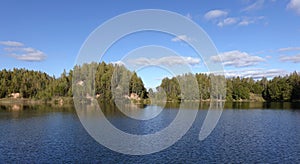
[0,103,300,163]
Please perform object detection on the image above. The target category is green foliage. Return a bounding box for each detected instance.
[160,77,181,101]
[129,72,148,99]
[0,68,53,99]
[196,73,210,100]
[0,62,148,101]
[0,65,299,102]
[155,72,300,102]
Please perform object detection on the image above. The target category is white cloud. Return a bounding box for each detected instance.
[211,50,266,67]
[0,41,24,47]
[242,0,265,12]
[214,16,265,27]
[217,17,238,27]
[204,9,228,20]
[128,56,201,67]
[9,48,46,61]
[287,0,300,15]
[238,16,265,26]
[112,60,125,66]
[238,20,254,26]
[238,20,251,26]
[224,68,287,79]
[0,41,47,62]
[171,35,194,42]
[280,54,300,63]
[204,8,265,27]
[278,47,300,52]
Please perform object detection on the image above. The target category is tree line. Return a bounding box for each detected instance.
[157,72,300,102]
[0,63,299,102]
[0,62,148,101]
[72,62,148,102]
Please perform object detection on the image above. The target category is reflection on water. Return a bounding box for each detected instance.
[224,102,300,110]
[0,102,299,162]
[0,104,74,120]
[76,101,202,155]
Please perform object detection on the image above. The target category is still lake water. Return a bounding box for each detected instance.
[0,102,300,163]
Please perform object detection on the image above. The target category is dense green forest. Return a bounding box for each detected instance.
[158,72,300,102]
[72,62,148,102]
[0,62,147,101]
[0,62,299,102]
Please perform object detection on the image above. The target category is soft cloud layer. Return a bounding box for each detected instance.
[205,10,265,27]
[224,68,287,79]
[280,54,300,63]
[9,48,47,62]
[171,35,193,42]
[127,56,201,66]
[112,60,125,66]
[217,17,238,27]
[211,50,265,67]
[238,16,265,26]
[242,0,265,12]
[204,9,228,20]
[0,40,46,62]
[0,41,24,47]
[287,0,300,15]
[278,47,300,52]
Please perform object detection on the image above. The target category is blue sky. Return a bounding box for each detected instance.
[0,0,300,88]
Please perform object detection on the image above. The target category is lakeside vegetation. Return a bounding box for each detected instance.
[0,62,148,104]
[158,72,300,102]
[0,62,299,103]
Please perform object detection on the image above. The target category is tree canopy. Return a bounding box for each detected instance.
[158,72,300,102]
[0,62,148,101]
[0,64,299,102]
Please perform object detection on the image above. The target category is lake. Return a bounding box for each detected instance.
[0,102,300,163]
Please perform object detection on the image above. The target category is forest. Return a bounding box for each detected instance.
[0,62,299,102]
[0,62,148,102]
[157,72,300,102]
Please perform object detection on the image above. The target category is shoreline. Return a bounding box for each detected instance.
[0,97,74,105]
[1,97,299,105]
